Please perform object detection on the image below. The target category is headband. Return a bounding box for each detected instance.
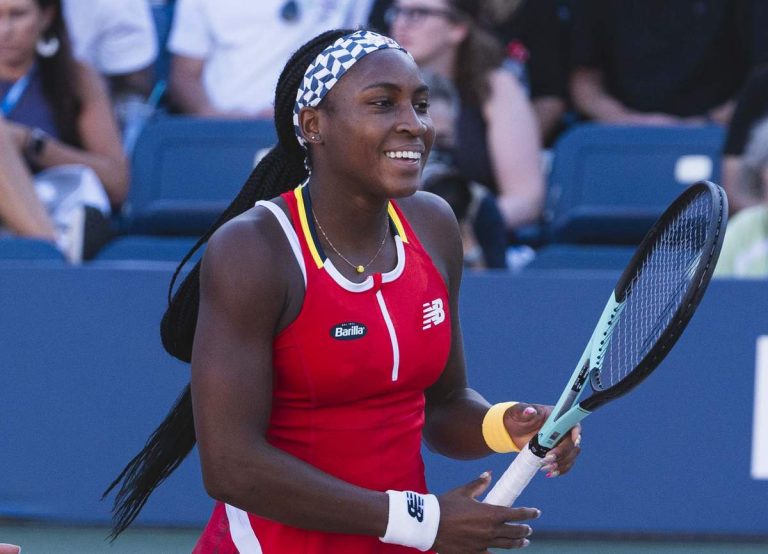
[293,30,410,147]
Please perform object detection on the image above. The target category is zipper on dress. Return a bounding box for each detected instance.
[375,289,400,381]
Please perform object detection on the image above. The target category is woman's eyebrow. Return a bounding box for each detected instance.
[362,82,430,94]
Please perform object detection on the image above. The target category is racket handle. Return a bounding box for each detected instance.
[483,445,545,507]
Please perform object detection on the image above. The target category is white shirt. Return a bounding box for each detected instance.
[63,0,158,75]
[168,0,373,114]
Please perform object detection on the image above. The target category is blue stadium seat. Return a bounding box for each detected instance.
[545,123,725,244]
[0,237,65,262]
[524,244,636,271]
[96,235,201,263]
[121,116,277,236]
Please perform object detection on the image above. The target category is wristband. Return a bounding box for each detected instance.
[482,401,521,453]
[379,490,440,551]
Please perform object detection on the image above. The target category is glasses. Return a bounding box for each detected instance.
[384,5,459,26]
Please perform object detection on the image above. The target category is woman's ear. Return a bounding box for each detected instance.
[298,107,323,144]
[447,20,470,46]
[39,5,57,36]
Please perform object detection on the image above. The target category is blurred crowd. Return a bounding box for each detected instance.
[1,0,767,274]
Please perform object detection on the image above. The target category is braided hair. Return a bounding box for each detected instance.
[103,29,352,539]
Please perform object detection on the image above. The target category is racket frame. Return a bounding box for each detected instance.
[485,181,728,507]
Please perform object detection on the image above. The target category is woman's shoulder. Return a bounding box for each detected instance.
[202,202,296,292]
[396,191,463,275]
[395,190,457,231]
[487,67,527,101]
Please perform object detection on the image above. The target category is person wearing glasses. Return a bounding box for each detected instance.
[385,0,545,237]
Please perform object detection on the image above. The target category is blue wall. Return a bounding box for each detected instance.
[1,264,766,536]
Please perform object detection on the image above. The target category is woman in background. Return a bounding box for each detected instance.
[388,0,545,236]
[0,0,127,260]
[715,116,768,278]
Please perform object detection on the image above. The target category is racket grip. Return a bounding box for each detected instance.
[483,445,545,507]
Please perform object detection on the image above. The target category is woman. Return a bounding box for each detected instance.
[388,0,545,234]
[715,116,768,278]
[106,30,580,553]
[0,0,127,259]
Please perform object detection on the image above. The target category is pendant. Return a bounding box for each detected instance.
[355,265,365,274]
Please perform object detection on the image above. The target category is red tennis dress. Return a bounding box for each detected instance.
[193,185,452,553]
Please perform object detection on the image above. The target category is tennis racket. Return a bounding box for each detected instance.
[484,180,728,507]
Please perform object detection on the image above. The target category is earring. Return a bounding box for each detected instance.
[36,35,60,58]
[312,135,320,141]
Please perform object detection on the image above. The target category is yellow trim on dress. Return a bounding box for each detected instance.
[387,203,409,244]
[294,186,324,269]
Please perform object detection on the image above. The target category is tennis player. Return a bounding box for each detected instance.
[106,29,581,553]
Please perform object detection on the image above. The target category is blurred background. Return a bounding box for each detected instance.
[1,0,766,552]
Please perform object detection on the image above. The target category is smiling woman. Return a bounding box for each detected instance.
[105,29,581,554]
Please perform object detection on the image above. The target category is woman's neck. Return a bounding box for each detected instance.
[0,57,36,82]
[419,49,457,81]
[308,177,391,248]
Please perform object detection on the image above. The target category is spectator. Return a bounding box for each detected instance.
[722,67,768,214]
[421,71,507,269]
[714,116,768,278]
[0,0,127,262]
[371,0,567,146]
[62,0,159,154]
[388,0,545,234]
[485,0,568,146]
[167,0,373,118]
[62,0,158,104]
[569,0,766,126]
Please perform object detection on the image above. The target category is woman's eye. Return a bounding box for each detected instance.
[371,99,394,108]
[414,101,430,112]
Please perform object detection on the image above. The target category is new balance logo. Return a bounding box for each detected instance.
[406,492,425,522]
[422,299,445,330]
[330,322,367,340]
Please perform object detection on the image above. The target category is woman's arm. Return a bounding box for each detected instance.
[483,69,545,230]
[28,63,129,206]
[413,192,580,472]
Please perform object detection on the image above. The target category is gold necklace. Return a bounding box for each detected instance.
[312,208,389,274]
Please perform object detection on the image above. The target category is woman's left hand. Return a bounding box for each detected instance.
[503,403,581,477]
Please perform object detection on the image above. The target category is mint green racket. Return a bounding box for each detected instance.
[485,181,728,507]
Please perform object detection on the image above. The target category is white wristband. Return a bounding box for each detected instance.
[379,490,440,551]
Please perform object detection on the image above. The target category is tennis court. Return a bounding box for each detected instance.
[3,524,768,553]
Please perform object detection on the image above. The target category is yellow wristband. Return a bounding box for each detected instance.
[482,401,520,453]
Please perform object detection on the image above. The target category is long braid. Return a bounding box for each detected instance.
[104,29,352,539]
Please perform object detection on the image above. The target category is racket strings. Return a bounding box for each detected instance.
[595,192,711,390]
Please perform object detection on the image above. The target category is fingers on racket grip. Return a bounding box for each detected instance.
[483,446,545,507]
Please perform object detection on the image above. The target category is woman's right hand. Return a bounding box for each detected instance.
[433,472,539,553]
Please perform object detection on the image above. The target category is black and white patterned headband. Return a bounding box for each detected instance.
[293,30,410,147]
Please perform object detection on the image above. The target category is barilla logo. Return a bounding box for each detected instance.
[330,322,368,340]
